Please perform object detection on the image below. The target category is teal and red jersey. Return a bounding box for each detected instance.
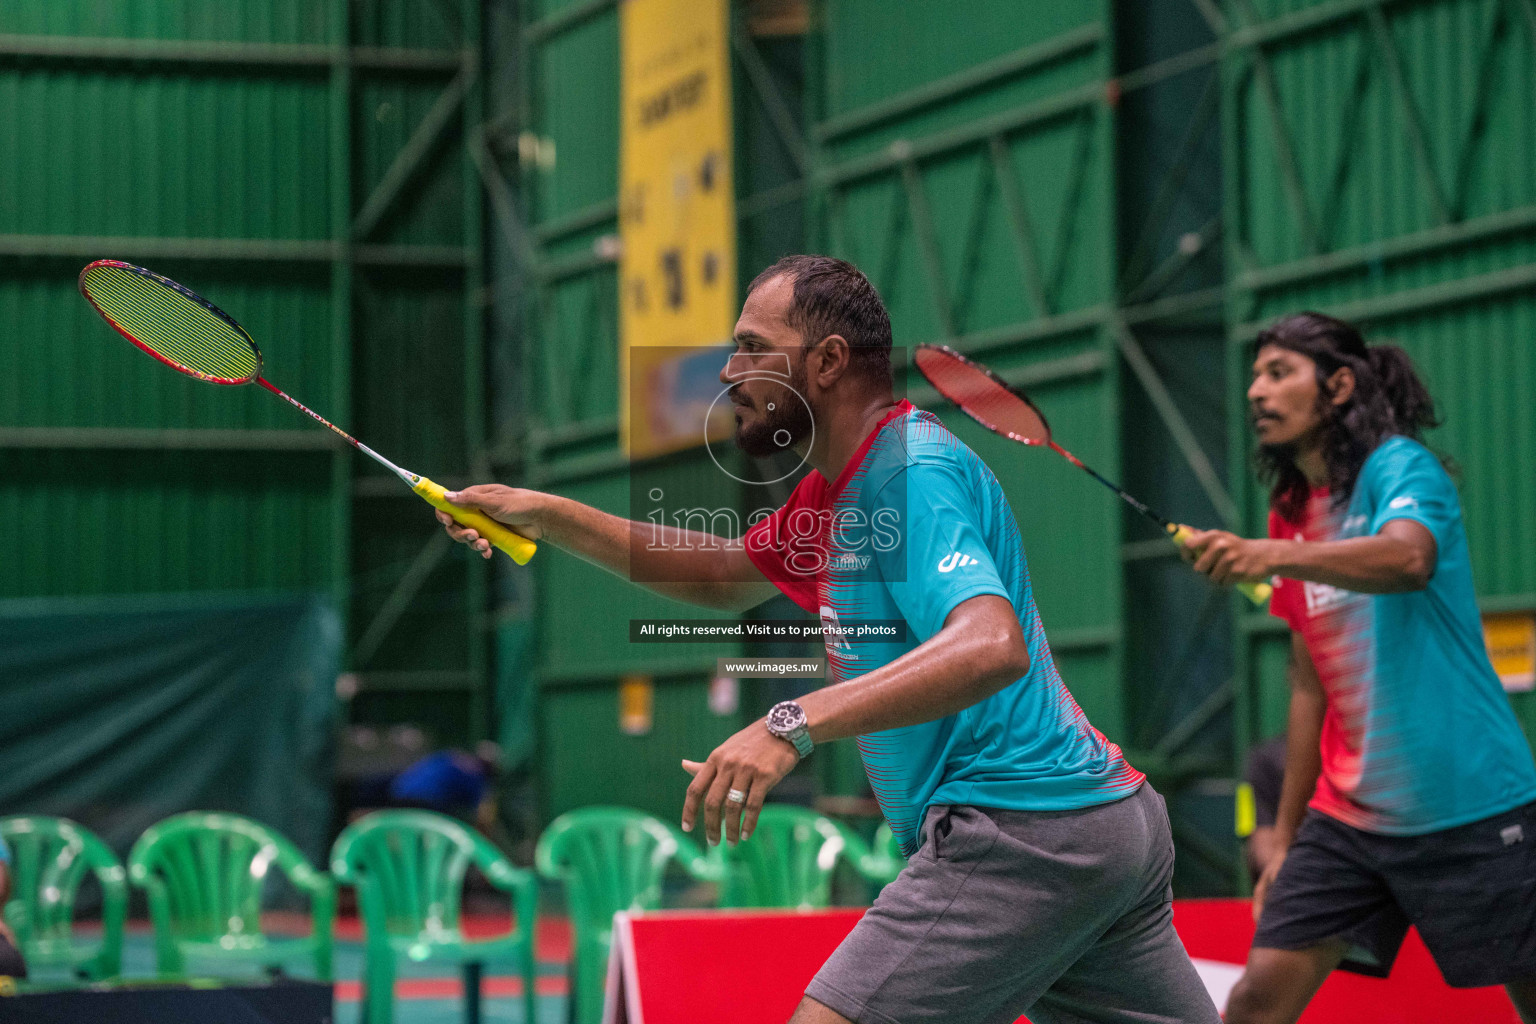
[745,402,1143,855]
[1268,435,1536,835]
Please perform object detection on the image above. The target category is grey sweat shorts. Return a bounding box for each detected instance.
[805,783,1220,1024]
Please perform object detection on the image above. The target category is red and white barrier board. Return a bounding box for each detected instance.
[603,901,1519,1024]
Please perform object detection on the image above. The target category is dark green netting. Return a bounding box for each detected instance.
[0,594,339,878]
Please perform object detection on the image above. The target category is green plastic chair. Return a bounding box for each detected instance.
[0,816,127,979]
[717,804,883,909]
[331,810,538,1024]
[127,812,334,980]
[535,807,720,1024]
[865,822,906,887]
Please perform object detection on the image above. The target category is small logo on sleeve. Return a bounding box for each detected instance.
[1389,496,1419,510]
[937,552,975,573]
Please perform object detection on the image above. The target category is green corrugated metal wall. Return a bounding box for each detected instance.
[1223,0,1536,747]
[812,0,1125,737]
[6,0,1531,880]
[0,1,494,746]
[510,0,784,821]
[511,0,1536,880]
[0,1,341,597]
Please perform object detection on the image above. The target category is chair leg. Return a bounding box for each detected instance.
[364,949,396,1024]
[523,947,538,1024]
[463,961,483,1024]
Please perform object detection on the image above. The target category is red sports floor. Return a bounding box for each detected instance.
[60,905,1526,1023]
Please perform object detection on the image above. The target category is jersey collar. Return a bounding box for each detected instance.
[824,399,914,499]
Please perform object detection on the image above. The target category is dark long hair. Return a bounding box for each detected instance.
[1254,312,1440,521]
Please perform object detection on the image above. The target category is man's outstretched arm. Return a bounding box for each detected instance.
[437,484,778,612]
[1181,518,1436,593]
[681,594,1032,845]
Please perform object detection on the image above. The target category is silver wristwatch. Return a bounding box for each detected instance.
[766,700,813,759]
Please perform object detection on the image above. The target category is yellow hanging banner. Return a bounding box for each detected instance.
[1484,612,1536,692]
[619,674,655,736]
[619,0,737,459]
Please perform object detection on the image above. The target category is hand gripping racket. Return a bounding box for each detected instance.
[914,343,1270,605]
[78,260,537,565]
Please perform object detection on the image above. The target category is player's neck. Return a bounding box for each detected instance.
[1295,443,1329,488]
[806,392,902,482]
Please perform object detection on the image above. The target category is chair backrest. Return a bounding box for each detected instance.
[534,807,708,935]
[330,810,503,940]
[718,805,853,909]
[127,811,322,942]
[0,815,126,954]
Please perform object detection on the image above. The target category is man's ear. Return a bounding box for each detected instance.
[811,333,852,387]
[1326,365,1356,406]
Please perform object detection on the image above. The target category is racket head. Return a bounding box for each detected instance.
[913,343,1052,446]
[78,260,261,385]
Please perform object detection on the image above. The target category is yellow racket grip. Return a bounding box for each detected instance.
[413,477,538,565]
[1168,524,1272,605]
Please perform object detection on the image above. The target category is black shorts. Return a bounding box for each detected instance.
[0,934,25,979]
[1253,800,1536,987]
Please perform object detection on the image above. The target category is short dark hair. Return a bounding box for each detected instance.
[1253,311,1440,521]
[748,255,893,386]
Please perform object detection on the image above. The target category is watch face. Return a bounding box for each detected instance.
[768,701,806,734]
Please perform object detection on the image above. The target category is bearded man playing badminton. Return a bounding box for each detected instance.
[1182,312,1536,1024]
[440,255,1219,1024]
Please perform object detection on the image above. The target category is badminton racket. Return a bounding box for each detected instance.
[914,343,1270,605]
[78,260,536,565]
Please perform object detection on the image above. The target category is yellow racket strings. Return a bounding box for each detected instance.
[83,265,259,382]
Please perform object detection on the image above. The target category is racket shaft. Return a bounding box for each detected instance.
[257,378,371,453]
[257,379,537,564]
[1051,439,1270,605]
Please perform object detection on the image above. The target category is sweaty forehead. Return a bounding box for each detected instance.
[737,274,798,340]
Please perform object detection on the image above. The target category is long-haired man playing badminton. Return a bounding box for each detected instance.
[440,255,1219,1024]
[1183,312,1536,1024]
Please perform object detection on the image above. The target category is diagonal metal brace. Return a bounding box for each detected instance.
[353,64,474,241]
[353,531,455,668]
[731,21,809,177]
[1114,318,1239,527]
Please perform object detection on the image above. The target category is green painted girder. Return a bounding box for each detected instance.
[520,0,618,45]
[903,350,1108,413]
[1118,73,1220,296]
[0,428,335,451]
[0,33,461,72]
[1226,0,1411,51]
[1230,261,1536,338]
[351,670,479,692]
[1226,0,1521,264]
[328,0,354,620]
[1113,322,1238,527]
[353,64,476,242]
[1234,204,1536,294]
[533,200,620,245]
[815,24,1103,143]
[816,81,1104,187]
[0,233,467,267]
[733,21,810,176]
